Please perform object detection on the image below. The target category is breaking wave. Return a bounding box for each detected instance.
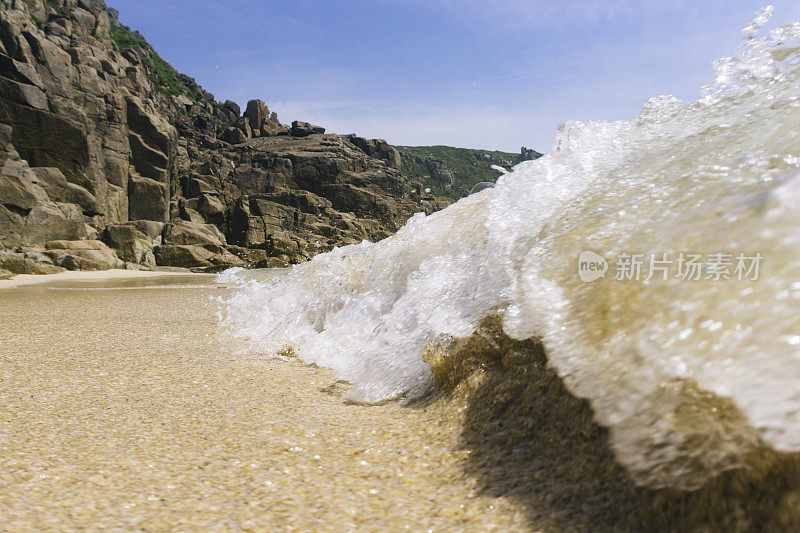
[221,8,800,490]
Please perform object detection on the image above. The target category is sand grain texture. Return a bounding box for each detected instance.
[0,277,526,531]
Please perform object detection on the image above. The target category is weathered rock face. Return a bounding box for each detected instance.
[290,120,325,138]
[0,0,159,257]
[42,239,123,270]
[0,0,452,271]
[126,95,177,221]
[218,99,288,144]
[425,158,454,185]
[21,202,86,244]
[244,100,268,133]
[30,167,96,213]
[1,249,63,274]
[520,146,542,162]
[102,222,159,267]
[346,135,401,170]
[162,220,225,247]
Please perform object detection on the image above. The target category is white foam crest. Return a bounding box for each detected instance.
[216,267,247,284]
[221,9,800,484]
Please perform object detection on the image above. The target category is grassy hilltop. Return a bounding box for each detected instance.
[395,145,542,199]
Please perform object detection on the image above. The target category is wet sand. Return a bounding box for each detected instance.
[0,269,201,289]
[0,275,528,531]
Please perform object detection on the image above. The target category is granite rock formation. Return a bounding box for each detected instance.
[0,0,451,274]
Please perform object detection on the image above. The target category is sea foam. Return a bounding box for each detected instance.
[221,8,800,487]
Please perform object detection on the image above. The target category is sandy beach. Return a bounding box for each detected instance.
[0,269,204,290]
[5,0,800,529]
[2,273,799,531]
[0,273,532,531]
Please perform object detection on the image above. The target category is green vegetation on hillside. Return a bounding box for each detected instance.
[109,22,189,97]
[394,145,541,199]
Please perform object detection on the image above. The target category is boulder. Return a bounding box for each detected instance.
[131,220,165,241]
[21,202,86,245]
[425,159,453,184]
[222,100,240,117]
[0,250,63,274]
[162,220,226,246]
[43,240,122,271]
[102,223,156,266]
[244,99,268,132]
[222,126,247,145]
[290,121,325,137]
[153,244,215,268]
[346,135,401,169]
[153,243,244,269]
[128,174,168,222]
[0,170,47,210]
[102,223,137,250]
[261,118,289,136]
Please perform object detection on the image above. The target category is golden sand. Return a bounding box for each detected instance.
[0,275,528,531]
[3,275,798,531]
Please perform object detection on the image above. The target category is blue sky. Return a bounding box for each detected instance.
[108,1,800,152]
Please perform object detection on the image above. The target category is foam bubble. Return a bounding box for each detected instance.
[221,11,800,486]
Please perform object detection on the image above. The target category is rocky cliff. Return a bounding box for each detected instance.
[0,0,450,275]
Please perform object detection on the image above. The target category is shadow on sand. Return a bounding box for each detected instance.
[423,317,800,532]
